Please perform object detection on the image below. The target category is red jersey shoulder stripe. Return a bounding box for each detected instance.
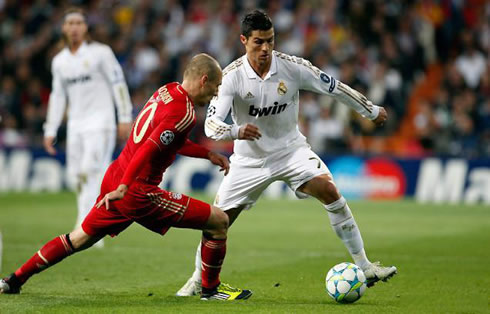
[175,97,195,131]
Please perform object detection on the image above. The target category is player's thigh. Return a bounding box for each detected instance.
[275,145,332,196]
[132,190,211,234]
[214,161,271,210]
[80,130,116,174]
[81,203,133,238]
[298,174,341,204]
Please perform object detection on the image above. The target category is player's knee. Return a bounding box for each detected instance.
[68,226,94,251]
[313,180,341,204]
[204,206,229,239]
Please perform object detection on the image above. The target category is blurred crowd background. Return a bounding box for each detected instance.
[0,0,488,158]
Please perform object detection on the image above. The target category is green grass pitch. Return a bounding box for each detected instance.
[0,192,489,313]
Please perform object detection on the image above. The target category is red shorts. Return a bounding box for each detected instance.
[81,162,211,237]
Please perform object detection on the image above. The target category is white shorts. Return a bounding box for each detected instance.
[214,144,330,210]
[66,129,116,179]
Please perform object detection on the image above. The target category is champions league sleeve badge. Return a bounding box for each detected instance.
[160,130,175,145]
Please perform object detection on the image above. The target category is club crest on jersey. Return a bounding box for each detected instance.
[160,130,175,145]
[277,81,287,95]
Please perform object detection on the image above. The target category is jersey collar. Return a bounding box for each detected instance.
[66,41,88,56]
[243,52,277,81]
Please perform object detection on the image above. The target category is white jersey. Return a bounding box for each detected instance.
[44,41,132,137]
[205,51,380,158]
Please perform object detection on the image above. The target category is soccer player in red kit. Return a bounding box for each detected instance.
[0,53,252,301]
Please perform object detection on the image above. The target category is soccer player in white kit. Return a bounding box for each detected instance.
[177,10,397,296]
[43,8,133,248]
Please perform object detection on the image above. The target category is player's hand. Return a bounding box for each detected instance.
[43,136,57,155]
[238,123,261,140]
[96,184,128,210]
[117,122,132,141]
[373,107,387,127]
[208,151,230,176]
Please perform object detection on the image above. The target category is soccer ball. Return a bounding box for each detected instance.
[325,262,367,303]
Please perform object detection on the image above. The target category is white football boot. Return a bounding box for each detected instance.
[176,275,202,296]
[362,261,397,287]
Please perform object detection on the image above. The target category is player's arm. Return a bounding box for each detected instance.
[99,45,133,139]
[43,60,67,155]
[204,75,261,141]
[297,58,387,126]
[96,118,179,209]
[177,139,230,175]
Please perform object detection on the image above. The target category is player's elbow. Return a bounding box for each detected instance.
[204,121,222,141]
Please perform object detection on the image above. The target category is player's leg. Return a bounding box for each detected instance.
[176,160,268,296]
[297,174,397,286]
[135,190,251,300]
[176,206,246,297]
[1,189,131,295]
[66,131,84,224]
[0,226,103,294]
[77,130,116,248]
[175,200,251,300]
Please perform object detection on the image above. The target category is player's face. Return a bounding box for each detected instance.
[62,15,87,45]
[198,74,222,106]
[241,28,275,67]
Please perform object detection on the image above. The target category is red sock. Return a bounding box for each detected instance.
[14,234,74,284]
[201,236,226,289]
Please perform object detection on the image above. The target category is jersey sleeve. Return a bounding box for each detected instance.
[44,59,67,138]
[120,105,191,187]
[297,58,380,120]
[177,139,210,159]
[99,45,133,124]
[204,74,240,140]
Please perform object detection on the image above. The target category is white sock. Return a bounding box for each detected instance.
[324,197,371,269]
[192,240,202,281]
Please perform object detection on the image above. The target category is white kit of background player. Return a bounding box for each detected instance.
[44,11,132,248]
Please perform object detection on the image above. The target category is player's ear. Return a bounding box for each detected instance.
[200,74,209,87]
[240,34,247,45]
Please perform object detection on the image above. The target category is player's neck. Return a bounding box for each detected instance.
[247,56,271,79]
[181,81,196,103]
[68,40,83,54]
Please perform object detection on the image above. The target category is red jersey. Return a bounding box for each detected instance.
[116,82,209,187]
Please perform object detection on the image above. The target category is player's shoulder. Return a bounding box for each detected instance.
[161,82,187,101]
[87,41,114,55]
[51,48,70,70]
[52,47,69,63]
[222,56,245,78]
[274,51,321,76]
[155,83,189,112]
[274,51,310,67]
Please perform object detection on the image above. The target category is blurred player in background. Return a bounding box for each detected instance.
[1,53,252,301]
[177,10,397,296]
[43,8,133,248]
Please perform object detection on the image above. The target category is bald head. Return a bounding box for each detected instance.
[181,53,222,107]
[183,53,222,83]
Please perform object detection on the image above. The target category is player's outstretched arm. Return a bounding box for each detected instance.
[295,55,387,124]
[372,107,387,127]
[177,140,230,175]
